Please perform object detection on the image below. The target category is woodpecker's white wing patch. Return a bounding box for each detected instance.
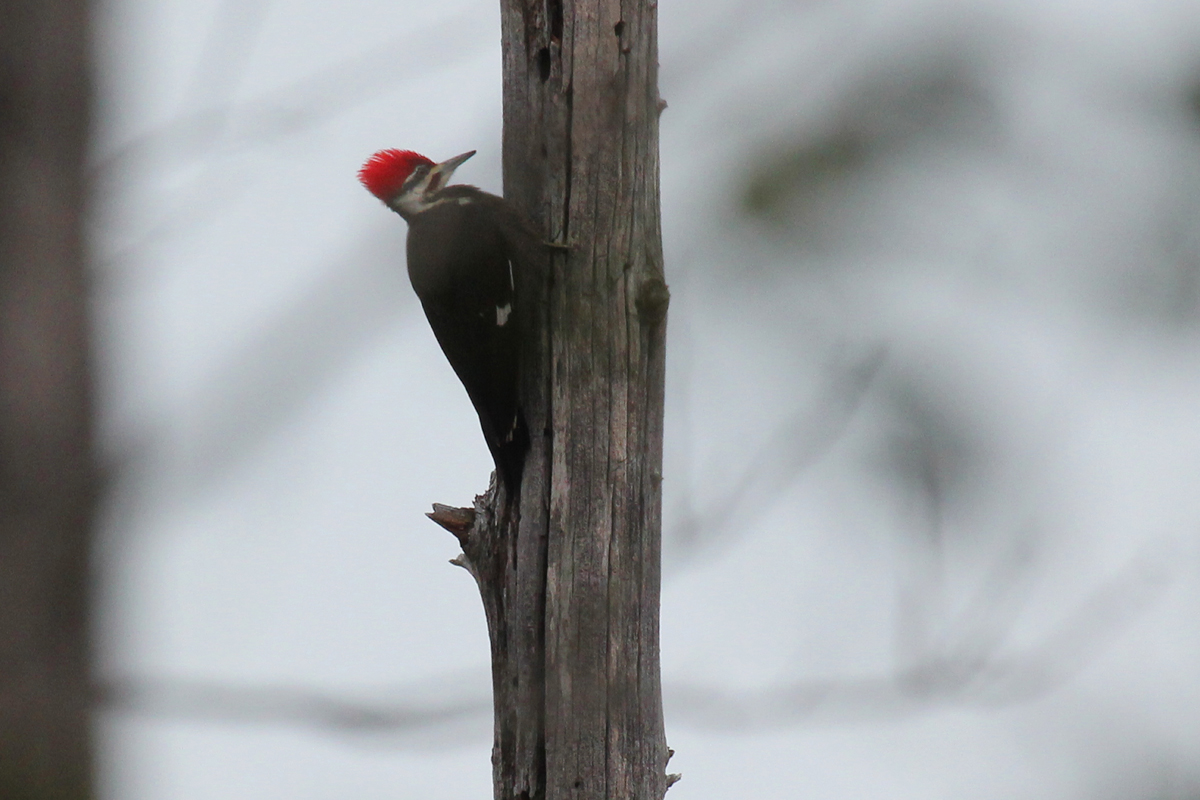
[496,303,512,326]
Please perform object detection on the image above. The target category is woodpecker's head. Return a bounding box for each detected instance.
[358,149,475,218]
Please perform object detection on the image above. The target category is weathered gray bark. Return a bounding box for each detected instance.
[431,0,670,798]
[0,0,96,798]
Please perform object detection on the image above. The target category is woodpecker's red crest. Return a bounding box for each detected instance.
[360,149,478,218]
[358,149,434,201]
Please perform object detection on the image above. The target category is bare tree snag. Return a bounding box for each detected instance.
[432,0,670,798]
[0,0,95,797]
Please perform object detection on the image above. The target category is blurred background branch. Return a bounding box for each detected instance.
[0,0,95,796]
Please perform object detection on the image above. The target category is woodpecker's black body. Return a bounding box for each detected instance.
[402,187,530,493]
[360,149,538,493]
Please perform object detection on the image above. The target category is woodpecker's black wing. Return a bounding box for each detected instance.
[405,189,527,492]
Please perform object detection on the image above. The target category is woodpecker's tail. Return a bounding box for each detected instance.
[491,410,528,498]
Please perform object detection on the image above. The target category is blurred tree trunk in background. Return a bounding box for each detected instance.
[0,0,96,797]
[466,0,671,797]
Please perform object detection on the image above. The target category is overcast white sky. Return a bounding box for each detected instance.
[92,0,1200,797]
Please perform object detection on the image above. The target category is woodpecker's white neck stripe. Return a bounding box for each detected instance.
[390,187,476,216]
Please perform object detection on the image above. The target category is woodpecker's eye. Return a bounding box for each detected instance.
[404,165,431,192]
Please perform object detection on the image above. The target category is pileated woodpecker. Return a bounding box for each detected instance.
[359,148,533,494]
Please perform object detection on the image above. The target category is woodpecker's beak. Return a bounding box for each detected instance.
[432,150,476,183]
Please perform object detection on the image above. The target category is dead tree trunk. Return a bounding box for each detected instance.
[430,0,670,798]
[0,0,96,798]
